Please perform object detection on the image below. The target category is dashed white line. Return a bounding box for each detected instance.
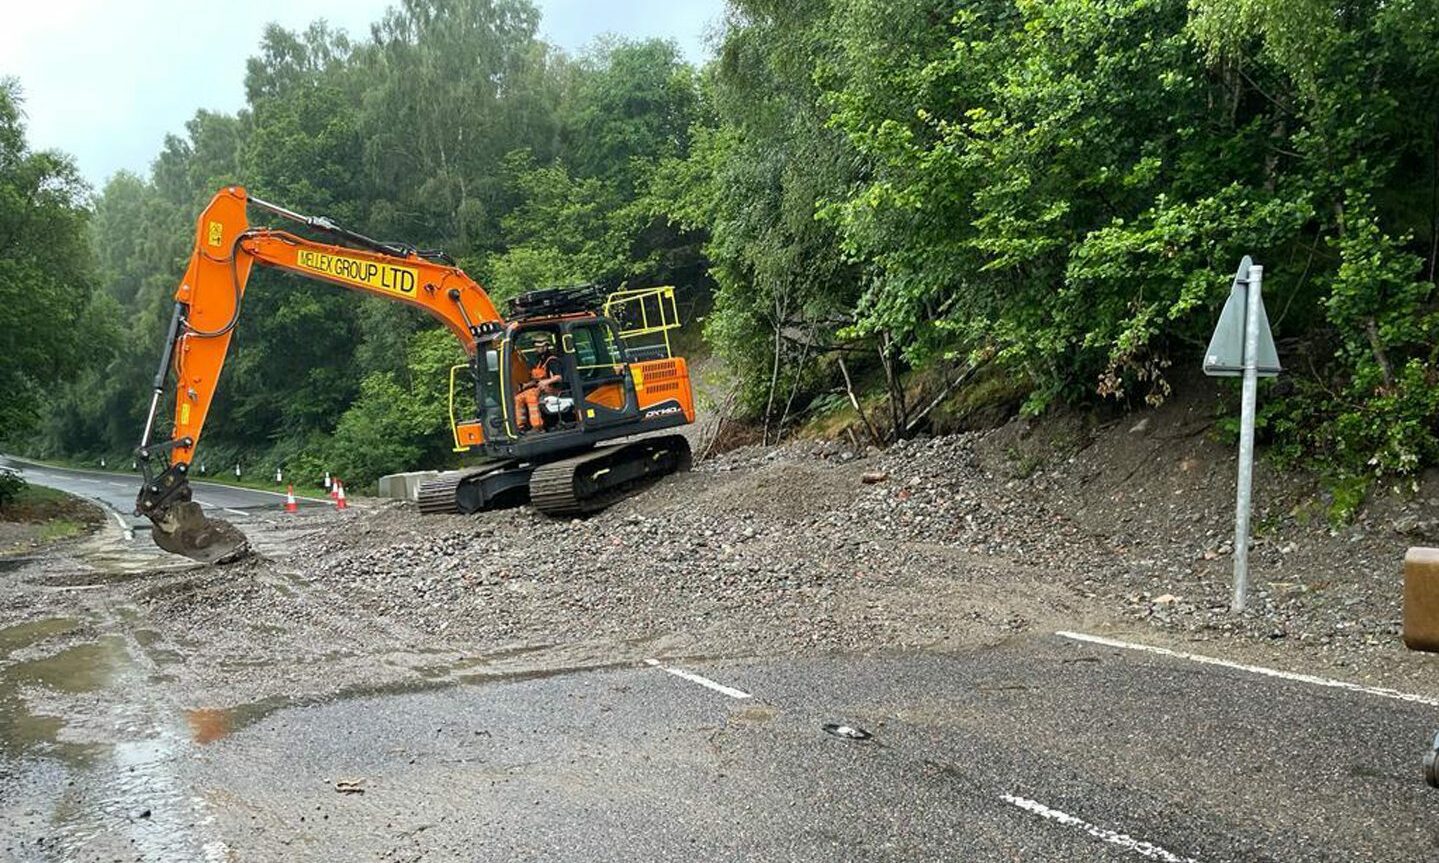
[644,659,752,699]
[223,508,247,517]
[1056,631,1439,707]
[1000,794,1199,862]
[106,481,128,488]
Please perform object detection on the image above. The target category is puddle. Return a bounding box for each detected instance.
[33,566,195,589]
[0,617,79,654]
[5,638,124,693]
[185,707,235,744]
[0,636,131,762]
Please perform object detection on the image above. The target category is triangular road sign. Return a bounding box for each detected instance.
[1203,255,1281,377]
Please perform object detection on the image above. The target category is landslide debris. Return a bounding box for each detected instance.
[292,390,1429,666]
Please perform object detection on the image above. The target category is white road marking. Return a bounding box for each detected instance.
[107,481,128,488]
[1000,794,1199,863]
[223,508,247,517]
[202,840,230,863]
[645,659,752,699]
[190,482,330,503]
[1056,631,1439,707]
[108,510,135,542]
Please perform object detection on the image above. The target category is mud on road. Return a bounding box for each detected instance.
[3,405,1438,859]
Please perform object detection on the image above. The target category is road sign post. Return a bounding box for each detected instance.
[1204,257,1280,613]
[1231,264,1263,612]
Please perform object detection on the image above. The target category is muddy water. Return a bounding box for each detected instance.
[0,618,105,764]
[0,524,233,861]
[0,608,231,861]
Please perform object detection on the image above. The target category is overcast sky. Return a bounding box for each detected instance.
[0,0,725,188]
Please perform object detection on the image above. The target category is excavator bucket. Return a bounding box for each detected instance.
[150,501,252,564]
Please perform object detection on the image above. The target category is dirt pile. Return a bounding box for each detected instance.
[295,443,1095,659]
[294,386,1431,667]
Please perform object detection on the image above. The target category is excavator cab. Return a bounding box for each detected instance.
[450,285,690,459]
[461,316,645,447]
[425,288,696,516]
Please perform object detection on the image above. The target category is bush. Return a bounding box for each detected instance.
[0,469,27,511]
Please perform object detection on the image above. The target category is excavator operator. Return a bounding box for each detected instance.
[515,335,564,433]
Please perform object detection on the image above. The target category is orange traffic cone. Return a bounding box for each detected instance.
[284,485,298,514]
[335,480,348,510]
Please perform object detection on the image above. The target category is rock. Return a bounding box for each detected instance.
[1392,515,1438,536]
[861,471,888,484]
[1128,417,1151,435]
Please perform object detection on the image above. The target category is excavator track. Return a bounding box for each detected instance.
[529,434,692,517]
[418,462,528,515]
[417,470,475,515]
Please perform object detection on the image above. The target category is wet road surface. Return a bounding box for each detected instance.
[4,624,1438,861]
[3,462,1437,860]
[0,456,332,537]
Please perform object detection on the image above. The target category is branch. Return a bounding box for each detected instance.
[837,355,883,447]
[903,357,993,435]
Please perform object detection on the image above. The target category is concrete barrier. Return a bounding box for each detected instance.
[1403,546,1439,652]
[377,471,440,502]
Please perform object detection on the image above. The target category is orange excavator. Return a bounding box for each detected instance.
[134,187,695,562]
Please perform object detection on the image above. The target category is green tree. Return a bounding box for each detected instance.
[0,80,104,446]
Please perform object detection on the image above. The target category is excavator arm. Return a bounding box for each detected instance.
[134,186,504,561]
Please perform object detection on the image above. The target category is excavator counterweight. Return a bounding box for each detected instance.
[136,187,695,563]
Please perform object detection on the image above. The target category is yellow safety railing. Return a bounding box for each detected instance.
[604,285,681,359]
[498,336,517,439]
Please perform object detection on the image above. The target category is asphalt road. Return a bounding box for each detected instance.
[0,455,331,532]
[4,457,1438,860]
[15,632,1436,862]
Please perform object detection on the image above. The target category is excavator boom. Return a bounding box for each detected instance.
[135,187,503,561]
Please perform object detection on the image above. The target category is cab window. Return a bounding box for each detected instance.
[571,323,624,380]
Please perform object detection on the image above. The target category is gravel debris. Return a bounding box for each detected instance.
[275,391,1430,672]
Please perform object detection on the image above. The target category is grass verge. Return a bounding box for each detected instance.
[0,484,107,554]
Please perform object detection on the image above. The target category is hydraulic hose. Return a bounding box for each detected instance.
[182,230,253,339]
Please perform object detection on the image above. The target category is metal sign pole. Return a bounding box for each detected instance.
[1231,264,1263,612]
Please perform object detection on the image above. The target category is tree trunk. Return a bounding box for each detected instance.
[776,329,812,443]
[878,332,904,441]
[838,355,883,446]
[1365,318,1395,390]
[904,358,990,436]
[761,293,787,446]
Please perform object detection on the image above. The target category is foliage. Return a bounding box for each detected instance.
[0,470,25,511]
[676,0,1439,476]
[0,80,109,446]
[18,0,1439,493]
